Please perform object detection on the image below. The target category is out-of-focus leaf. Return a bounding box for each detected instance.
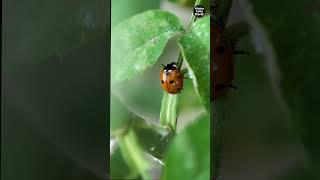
[159,92,179,131]
[161,115,210,180]
[3,0,106,65]
[240,0,320,164]
[117,128,151,180]
[110,147,131,179]
[111,10,185,83]
[134,122,172,158]
[110,94,133,135]
[111,0,160,25]
[178,16,210,112]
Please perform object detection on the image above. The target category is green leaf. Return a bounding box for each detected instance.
[159,92,179,131]
[161,115,210,180]
[178,16,210,112]
[241,0,320,165]
[111,10,185,83]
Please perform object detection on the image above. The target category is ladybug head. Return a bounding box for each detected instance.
[164,62,177,71]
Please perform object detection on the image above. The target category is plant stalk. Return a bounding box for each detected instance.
[117,128,150,180]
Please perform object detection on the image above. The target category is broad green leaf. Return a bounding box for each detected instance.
[159,92,179,131]
[161,115,210,180]
[178,16,210,112]
[111,10,185,83]
[241,0,320,164]
[117,128,150,180]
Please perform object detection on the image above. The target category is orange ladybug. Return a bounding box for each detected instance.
[211,19,248,100]
[160,62,184,94]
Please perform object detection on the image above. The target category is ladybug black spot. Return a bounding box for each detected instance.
[161,80,164,83]
[178,75,181,78]
[216,46,225,54]
[170,80,174,84]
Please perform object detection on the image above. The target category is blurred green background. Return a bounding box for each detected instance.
[2,0,109,179]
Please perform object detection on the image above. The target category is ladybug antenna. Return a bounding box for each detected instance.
[233,50,250,55]
[161,64,165,67]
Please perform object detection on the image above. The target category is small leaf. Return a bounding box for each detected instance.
[161,115,210,180]
[178,16,210,112]
[111,10,185,83]
[159,92,179,131]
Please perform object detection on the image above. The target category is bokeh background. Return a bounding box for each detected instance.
[2,0,109,179]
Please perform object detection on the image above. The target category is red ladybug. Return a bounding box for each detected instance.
[160,62,184,94]
[211,20,248,100]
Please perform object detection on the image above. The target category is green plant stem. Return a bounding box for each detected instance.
[212,99,226,180]
[117,128,150,180]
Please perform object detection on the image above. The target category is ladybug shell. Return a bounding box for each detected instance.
[160,66,183,94]
[211,21,234,100]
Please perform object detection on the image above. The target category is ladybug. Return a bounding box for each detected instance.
[211,18,248,101]
[160,62,184,94]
